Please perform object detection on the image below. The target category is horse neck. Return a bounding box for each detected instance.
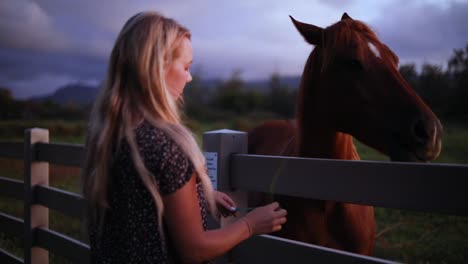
[298,128,359,160]
[295,49,359,160]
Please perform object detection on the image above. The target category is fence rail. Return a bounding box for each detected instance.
[232,235,396,264]
[0,248,23,264]
[1,128,467,263]
[34,185,86,219]
[0,142,23,160]
[34,228,90,263]
[35,143,83,167]
[0,177,23,201]
[231,154,468,215]
[0,213,24,243]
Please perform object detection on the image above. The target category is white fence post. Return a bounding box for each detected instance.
[203,129,248,263]
[24,128,49,264]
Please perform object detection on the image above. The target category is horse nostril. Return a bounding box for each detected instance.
[412,119,430,143]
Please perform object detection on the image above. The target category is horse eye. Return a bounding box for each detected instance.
[345,58,363,71]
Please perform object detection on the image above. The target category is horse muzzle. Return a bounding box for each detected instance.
[390,116,443,162]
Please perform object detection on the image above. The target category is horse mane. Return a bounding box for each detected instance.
[321,19,399,73]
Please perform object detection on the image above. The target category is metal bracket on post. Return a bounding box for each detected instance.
[203,129,248,263]
[24,128,49,264]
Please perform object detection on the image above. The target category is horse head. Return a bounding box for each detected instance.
[290,13,442,162]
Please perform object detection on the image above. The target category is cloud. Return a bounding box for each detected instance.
[370,1,468,67]
[193,34,310,80]
[0,47,106,98]
[0,49,103,99]
[0,48,106,81]
[318,0,356,9]
[1,0,467,98]
[0,0,69,52]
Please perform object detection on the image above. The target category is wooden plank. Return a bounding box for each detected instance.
[24,128,49,264]
[34,185,86,219]
[34,227,90,264]
[0,142,23,160]
[0,212,24,243]
[232,235,399,264]
[0,176,23,200]
[0,248,23,264]
[231,154,468,216]
[35,142,84,167]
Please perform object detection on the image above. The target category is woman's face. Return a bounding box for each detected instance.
[165,37,193,100]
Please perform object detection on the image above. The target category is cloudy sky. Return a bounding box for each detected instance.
[1,0,467,99]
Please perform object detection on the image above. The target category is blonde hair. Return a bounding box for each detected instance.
[82,11,216,228]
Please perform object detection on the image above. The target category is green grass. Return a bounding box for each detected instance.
[437,123,468,164]
[1,119,467,263]
[374,208,468,263]
[353,122,468,263]
[0,120,86,143]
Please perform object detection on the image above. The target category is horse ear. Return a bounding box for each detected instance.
[289,15,323,46]
[341,12,352,20]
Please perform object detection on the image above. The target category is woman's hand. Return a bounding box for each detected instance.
[242,202,287,236]
[214,191,237,217]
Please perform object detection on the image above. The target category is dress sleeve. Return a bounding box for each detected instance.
[136,125,195,195]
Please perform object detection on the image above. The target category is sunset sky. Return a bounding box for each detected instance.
[1,0,467,98]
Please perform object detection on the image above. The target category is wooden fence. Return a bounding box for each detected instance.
[0,128,467,263]
[0,128,88,264]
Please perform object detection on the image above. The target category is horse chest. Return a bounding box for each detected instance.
[276,198,374,254]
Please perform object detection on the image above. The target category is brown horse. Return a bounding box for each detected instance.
[248,13,442,255]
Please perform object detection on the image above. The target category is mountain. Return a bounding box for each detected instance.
[31,83,99,106]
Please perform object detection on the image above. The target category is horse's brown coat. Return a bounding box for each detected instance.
[248,13,442,255]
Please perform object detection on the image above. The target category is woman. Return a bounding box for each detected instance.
[82,11,287,263]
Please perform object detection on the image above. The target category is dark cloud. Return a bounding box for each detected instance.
[0,48,106,81]
[371,1,468,67]
[0,0,114,98]
[0,0,69,52]
[0,47,106,98]
[1,0,467,98]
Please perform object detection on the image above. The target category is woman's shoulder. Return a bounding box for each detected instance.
[135,120,167,140]
[134,120,185,157]
[134,120,194,193]
[135,120,172,145]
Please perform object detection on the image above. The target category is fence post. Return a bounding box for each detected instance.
[203,129,248,263]
[24,128,49,264]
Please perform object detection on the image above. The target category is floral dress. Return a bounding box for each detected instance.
[88,120,208,263]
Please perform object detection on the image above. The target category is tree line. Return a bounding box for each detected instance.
[399,44,468,121]
[0,89,86,120]
[1,44,467,123]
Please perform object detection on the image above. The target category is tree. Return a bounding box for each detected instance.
[447,44,468,120]
[214,70,248,113]
[419,64,449,116]
[268,73,296,118]
[183,68,214,120]
[399,64,420,94]
[0,88,22,119]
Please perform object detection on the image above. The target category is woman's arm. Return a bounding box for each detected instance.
[163,173,286,263]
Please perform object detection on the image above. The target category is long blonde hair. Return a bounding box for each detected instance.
[82,11,216,228]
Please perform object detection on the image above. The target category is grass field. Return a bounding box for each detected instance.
[0,119,467,263]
